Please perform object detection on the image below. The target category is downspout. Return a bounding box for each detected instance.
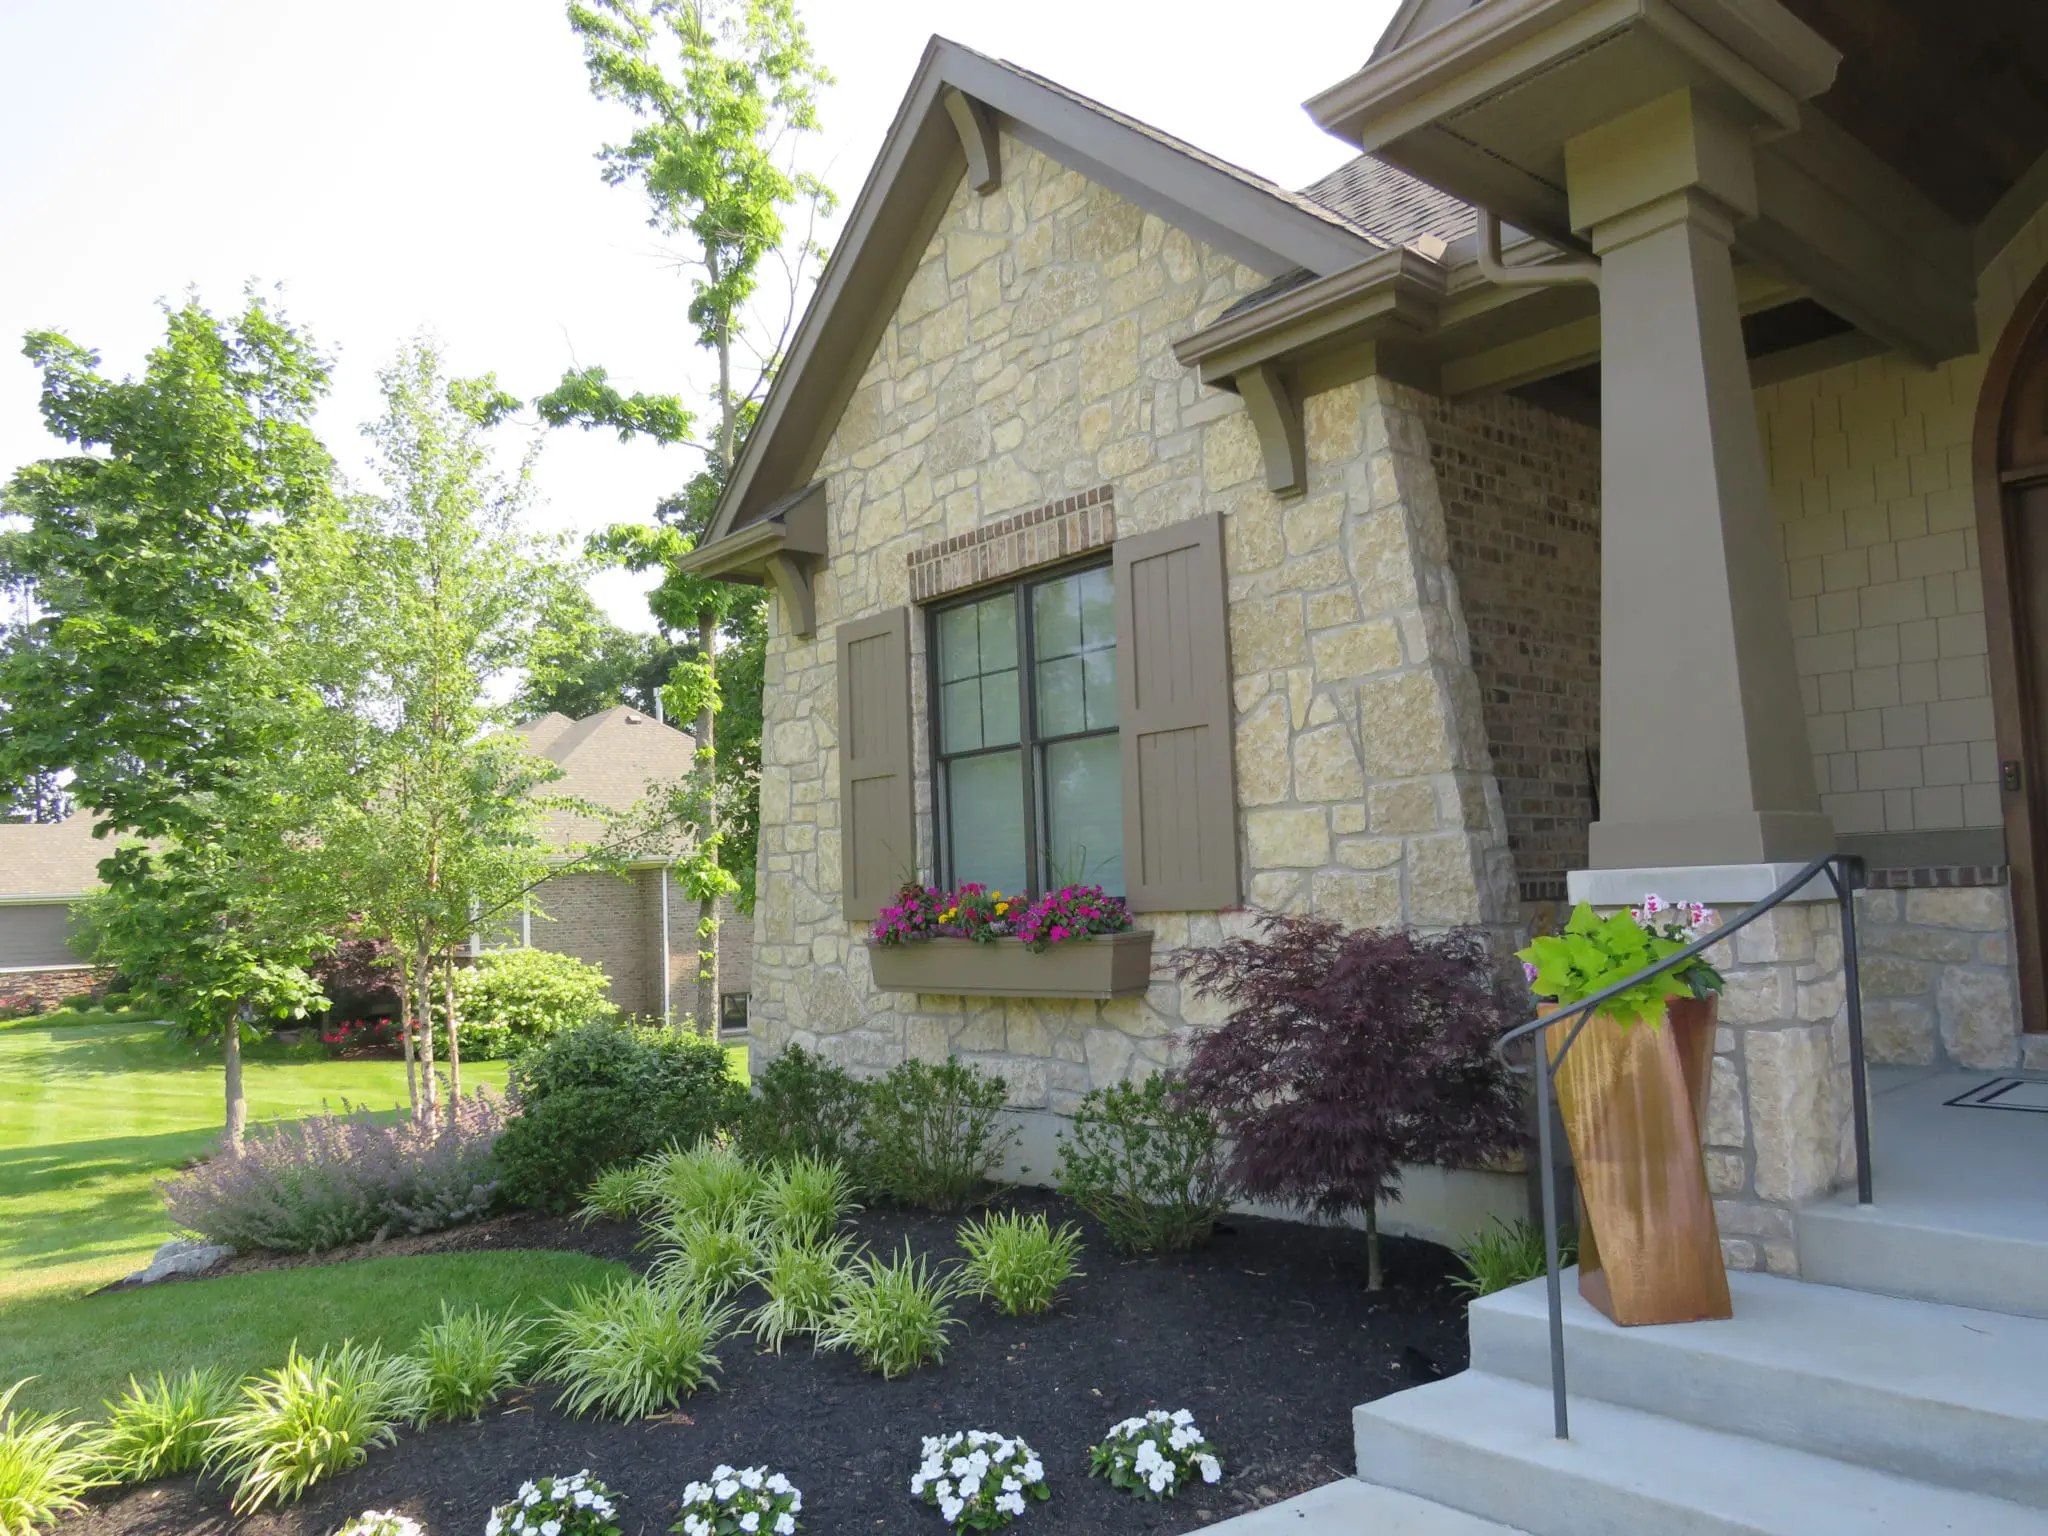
[1476,209,1602,291]
[660,859,673,1027]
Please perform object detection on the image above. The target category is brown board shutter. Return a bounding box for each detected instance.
[1115,512,1240,912]
[836,607,917,920]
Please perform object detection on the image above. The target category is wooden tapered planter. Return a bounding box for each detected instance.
[866,931,1153,1000]
[1547,994,1731,1327]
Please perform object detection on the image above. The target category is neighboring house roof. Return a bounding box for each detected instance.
[512,705,697,853]
[0,816,113,901]
[704,34,1392,544]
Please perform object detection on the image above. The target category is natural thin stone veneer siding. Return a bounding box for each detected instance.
[748,134,1517,1108]
[1853,881,2027,1070]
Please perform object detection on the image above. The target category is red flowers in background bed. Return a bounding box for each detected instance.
[872,883,1133,953]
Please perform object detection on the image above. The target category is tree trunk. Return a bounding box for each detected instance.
[223,1014,247,1154]
[398,958,419,1114]
[1365,1202,1384,1292]
[695,605,719,1038]
[414,942,439,1118]
[442,948,462,1109]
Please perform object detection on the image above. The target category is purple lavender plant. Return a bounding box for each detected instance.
[160,1090,508,1253]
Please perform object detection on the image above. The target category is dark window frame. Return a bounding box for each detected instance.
[925,553,1120,898]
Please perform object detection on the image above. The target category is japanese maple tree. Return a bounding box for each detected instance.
[1176,916,1526,1288]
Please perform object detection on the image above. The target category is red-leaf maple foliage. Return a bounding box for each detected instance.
[1176,916,1525,1284]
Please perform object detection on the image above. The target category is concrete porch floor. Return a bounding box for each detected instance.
[1800,1065,2048,1316]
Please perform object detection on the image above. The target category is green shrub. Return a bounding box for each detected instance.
[95,1368,238,1485]
[1055,1074,1228,1254]
[745,1233,854,1352]
[861,1056,1016,1210]
[495,1021,743,1212]
[203,1344,422,1512]
[817,1244,962,1378]
[754,1155,858,1243]
[647,1214,761,1301]
[410,1304,531,1423]
[956,1211,1083,1316]
[454,950,617,1060]
[0,1379,101,1536]
[1449,1218,1577,1298]
[644,1138,763,1226]
[736,1045,870,1168]
[540,1278,732,1419]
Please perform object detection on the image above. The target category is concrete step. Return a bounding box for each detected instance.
[1353,1371,2048,1536]
[1799,1195,2048,1320]
[1468,1269,2048,1508]
[1194,1479,1530,1534]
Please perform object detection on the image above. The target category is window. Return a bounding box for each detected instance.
[931,562,1124,897]
[719,992,750,1036]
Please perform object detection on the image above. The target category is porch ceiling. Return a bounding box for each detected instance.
[1777,0,2048,227]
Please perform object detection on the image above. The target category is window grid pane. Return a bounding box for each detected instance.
[933,564,1122,898]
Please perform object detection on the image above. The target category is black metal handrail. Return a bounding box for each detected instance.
[1497,852,1871,1441]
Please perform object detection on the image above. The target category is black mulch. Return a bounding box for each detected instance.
[67,1191,1469,1536]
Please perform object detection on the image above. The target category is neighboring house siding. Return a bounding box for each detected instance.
[529,873,650,1017]
[522,868,748,1028]
[750,136,1516,1111]
[0,903,86,970]
[1762,196,2048,850]
[1422,392,1603,931]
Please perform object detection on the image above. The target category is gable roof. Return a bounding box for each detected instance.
[0,816,114,900]
[1304,155,1474,247]
[705,35,1391,544]
[513,704,697,850]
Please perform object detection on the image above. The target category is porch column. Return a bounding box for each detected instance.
[1569,89,1833,870]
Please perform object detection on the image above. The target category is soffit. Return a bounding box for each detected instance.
[1775,0,2048,227]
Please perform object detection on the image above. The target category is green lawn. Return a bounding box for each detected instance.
[0,1016,509,1304]
[0,1249,626,1416]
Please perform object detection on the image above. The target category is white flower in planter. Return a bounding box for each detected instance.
[673,1464,802,1535]
[1088,1409,1223,1501]
[487,1474,620,1536]
[911,1431,1049,1530]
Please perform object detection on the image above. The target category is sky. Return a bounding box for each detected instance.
[0,0,1397,630]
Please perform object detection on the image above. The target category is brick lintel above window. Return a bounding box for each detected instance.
[907,485,1115,603]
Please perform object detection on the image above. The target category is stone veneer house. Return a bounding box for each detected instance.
[687,11,2048,1529]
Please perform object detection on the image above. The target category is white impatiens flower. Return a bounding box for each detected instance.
[1090,1409,1224,1504]
[912,1430,1049,1530]
[676,1465,800,1536]
[487,1473,623,1536]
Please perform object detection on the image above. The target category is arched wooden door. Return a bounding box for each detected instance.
[1976,264,2048,1037]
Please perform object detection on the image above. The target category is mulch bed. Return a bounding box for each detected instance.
[66,1191,1468,1536]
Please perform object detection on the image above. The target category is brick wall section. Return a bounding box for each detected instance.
[0,967,101,1008]
[1418,392,1602,926]
[530,873,649,1015]
[907,486,1115,601]
[1759,197,2048,841]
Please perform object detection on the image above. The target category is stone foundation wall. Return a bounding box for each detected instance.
[1696,901,1854,1276]
[1419,393,1602,931]
[1852,881,2031,1069]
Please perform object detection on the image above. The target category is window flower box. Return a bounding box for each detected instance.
[867,930,1153,1000]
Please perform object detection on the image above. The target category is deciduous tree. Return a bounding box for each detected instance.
[542,0,833,1026]
[1175,917,1526,1289]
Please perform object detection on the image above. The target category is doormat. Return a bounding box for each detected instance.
[1945,1077,2048,1113]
